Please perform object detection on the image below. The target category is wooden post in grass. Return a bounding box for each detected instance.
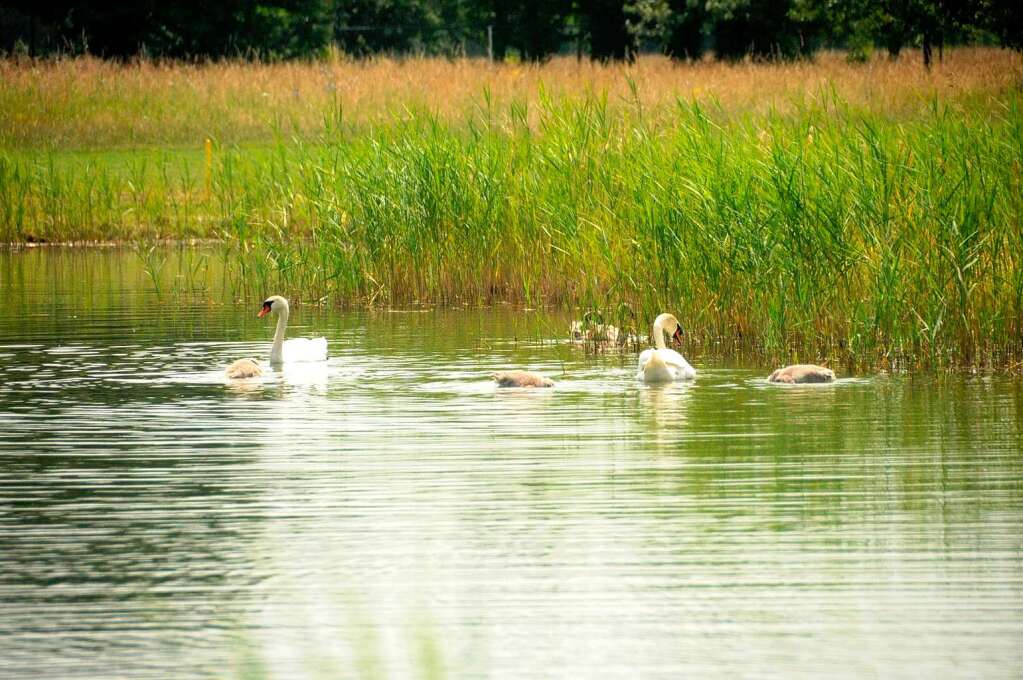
[204,138,213,197]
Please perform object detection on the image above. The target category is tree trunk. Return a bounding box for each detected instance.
[492,1,509,61]
[922,32,932,70]
[886,34,903,60]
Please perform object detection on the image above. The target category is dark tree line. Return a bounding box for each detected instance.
[1,0,1019,62]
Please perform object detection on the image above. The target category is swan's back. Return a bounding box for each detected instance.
[638,352,674,383]
[638,349,695,382]
[282,337,328,363]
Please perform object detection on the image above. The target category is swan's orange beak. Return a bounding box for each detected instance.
[672,326,684,345]
[258,302,272,318]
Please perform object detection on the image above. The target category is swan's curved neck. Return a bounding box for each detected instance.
[270,305,289,363]
[652,317,667,350]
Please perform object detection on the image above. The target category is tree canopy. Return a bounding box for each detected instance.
[0,0,1017,62]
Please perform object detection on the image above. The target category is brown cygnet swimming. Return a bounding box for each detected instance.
[767,364,835,384]
[492,370,555,388]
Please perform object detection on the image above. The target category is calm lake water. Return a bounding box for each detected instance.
[1,248,1021,679]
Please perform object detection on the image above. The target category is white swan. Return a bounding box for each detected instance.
[259,295,328,364]
[225,295,326,378]
[637,313,696,382]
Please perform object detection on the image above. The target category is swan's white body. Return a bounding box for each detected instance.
[638,313,696,383]
[226,295,327,378]
[262,295,328,364]
[275,336,329,364]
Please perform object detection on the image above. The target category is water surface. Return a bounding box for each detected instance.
[1,248,1021,679]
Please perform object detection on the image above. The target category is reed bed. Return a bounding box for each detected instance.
[1,50,1021,370]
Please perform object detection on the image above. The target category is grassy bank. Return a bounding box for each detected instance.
[1,50,1021,370]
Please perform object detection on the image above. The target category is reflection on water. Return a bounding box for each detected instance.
[1,248,1022,679]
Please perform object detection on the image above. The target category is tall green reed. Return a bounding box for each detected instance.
[1,90,1019,369]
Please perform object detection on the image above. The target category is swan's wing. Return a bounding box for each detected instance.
[308,337,328,360]
[660,349,697,379]
[674,361,697,380]
[282,337,328,362]
[637,348,654,376]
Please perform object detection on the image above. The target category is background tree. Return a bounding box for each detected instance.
[0,0,1012,62]
[334,0,439,55]
[706,0,823,60]
[580,0,632,60]
[981,0,1023,49]
[625,0,707,60]
[490,0,570,60]
[665,0,708,60]
[0,0,333,59]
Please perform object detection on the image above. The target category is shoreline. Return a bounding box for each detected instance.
[3,243,1020,376]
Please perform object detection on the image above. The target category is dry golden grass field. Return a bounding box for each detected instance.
[1,48,1019,148]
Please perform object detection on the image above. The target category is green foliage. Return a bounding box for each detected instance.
[978,0,1023,50]
[845,38,873,63]
[1,0,334,59]
[665,0,708,60]
[581,0,633,60]
[706,0,822,59]
[0,0,1012,62]
[625,0,707,60]
[489,0,572,60]
[334,0,475,56]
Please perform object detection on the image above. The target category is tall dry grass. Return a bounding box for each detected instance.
[1,48,1020,149]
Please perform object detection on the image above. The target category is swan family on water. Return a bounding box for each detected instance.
[225,295,328,379]
[226,295,835,387]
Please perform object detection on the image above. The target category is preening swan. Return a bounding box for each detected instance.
[258,295,328,364]
[493,370,555,388]
[638,313,696,383]
[767,364,835,384]
[225,357,262,379]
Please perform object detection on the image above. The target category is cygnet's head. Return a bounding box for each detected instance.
[654,312,684,345]
[258,295,289,318]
